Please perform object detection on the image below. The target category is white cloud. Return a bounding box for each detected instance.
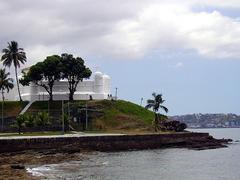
[1,0,240,63]
[25,45,62,66]
[175,62,183,68]
[104,4,240,59]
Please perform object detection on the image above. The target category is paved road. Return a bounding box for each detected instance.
[0,133,125,140]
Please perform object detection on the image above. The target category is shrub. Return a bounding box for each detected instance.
[15,114,26,134]
[35,111,50,130]
[24,113,35,131]
[162,120,187,132]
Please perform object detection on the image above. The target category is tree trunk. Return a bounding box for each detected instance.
[154,113,158,132]
[49,93,53,101]
[15,67,22,101]
[2,90,4,131]
[69,91,74,101]
[48,83,54,101]
[1,90,4,132]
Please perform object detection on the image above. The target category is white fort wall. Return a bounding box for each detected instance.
[5,71,111,101]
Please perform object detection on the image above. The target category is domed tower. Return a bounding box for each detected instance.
[103,74,111,95]
[94,71,104,94]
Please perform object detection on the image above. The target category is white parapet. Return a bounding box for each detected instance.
[5,71,111,101]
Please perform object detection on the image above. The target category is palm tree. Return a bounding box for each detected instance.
[1,41,26,101]
[145,92,168,132]
[0,68,14,131]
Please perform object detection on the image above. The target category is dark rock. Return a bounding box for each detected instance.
[11,164,25,169]
[161,120,187,132]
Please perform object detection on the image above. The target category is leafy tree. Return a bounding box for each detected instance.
[60,53,92,101]
[145,93,168,132]
[16,114,26,134]
[1,41,26,101]
[20,55,61,101]
[0,69,14,131]
[0,69,14,101]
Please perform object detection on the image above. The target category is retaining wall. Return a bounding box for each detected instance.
[0,133,210,153]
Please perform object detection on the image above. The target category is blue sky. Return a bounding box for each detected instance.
[89,50,240,115]
[0,0,240,115]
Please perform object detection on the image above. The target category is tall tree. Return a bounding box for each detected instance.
[0,69,14,101]
[1,41,26,101]
[60,53,92,101]
[145,92,168,132]
[20,55,61,101]
[0,69,14,131]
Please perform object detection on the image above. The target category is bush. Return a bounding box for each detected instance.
[162,120,187,132]
[24,113,35,131]
[15,114,27,134]
[35,111,50,130]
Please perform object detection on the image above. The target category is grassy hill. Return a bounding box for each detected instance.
[91,100,155,132]
[26,100,155,133]
[0,101,28,118]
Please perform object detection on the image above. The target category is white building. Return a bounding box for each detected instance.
[6,71,111,102]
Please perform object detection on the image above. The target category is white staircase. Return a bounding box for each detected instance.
[19,100,35,115]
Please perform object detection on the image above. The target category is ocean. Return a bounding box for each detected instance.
[28,128,240,180]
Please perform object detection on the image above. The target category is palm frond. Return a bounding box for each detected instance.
[145,104,153,109]
[152,92,156,98]
[160,105,168,113]
[146,99,155,104]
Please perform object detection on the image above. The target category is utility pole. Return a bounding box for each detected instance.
[85,94,88,130]
[48,100,50,122]
[68,101,70,131]
[68,101,70,117]
[115,87,118,100]
[62,100,65,134]
[1,91,4,132]
[140,97,143,106]
[1,100,3,132]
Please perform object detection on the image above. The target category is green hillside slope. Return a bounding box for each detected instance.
[0,101,28,118]
[92,100,154,132]
[26,100,155,133]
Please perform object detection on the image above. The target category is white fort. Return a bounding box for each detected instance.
[6,71,111,101]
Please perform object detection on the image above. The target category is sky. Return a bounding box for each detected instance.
[0,0,239,115]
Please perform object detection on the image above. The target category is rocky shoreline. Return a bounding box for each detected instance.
[0,150,89,180]
[0,133,232,179]
[183,136,232,150]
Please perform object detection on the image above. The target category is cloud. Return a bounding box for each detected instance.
[175,62,183,68]
[1,0,240,63]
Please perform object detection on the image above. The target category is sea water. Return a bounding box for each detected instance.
[28,128,240,180]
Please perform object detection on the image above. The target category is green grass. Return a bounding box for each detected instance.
[114,100,154,124]
[88,100,155,132]
[29,101,62,110]
[27,99,155,132]
[0,101,28,117]
[2,99,156,133]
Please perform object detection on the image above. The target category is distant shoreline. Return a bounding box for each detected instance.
[188,127,240,129]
